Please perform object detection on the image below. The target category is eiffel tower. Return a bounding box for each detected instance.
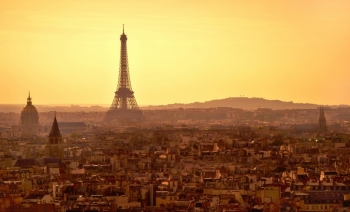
[105,26,143,122]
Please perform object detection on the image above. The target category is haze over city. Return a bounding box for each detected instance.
[1,0,350,106]
[4,1,350,211]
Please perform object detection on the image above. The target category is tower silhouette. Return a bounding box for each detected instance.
[45,115,64,158]
[318,106,327,133]
[105,26,143,122]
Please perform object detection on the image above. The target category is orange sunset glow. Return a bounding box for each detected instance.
[1,0,350,106]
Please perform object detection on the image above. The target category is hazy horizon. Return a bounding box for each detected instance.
[1,1,350,106]
[0,96,349,108]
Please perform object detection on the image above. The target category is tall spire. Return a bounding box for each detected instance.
[123,24,124,34]
[318,106,327,134]
[27,92,32,105]
[46,113,63,159]
[49,114,61,137]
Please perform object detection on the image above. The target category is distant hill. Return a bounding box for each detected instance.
[141,97,331,110]
[1,97,347,113]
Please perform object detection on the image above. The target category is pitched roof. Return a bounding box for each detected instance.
[36,156,66,168]
[59,122,87,128]
[15,157,66,168]
[49,116,61,137]
[24,194,45,200]
[14,158,41,168]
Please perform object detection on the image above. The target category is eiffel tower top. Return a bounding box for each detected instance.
[118,25,132,91]
[120,24,127,41]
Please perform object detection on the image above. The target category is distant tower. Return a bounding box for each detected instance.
[20,92,39,137]
[45,115,64,158]
[105,26,143,122]
[318,106,327,133]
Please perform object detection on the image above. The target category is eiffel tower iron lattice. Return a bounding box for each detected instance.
[105,26,143,122]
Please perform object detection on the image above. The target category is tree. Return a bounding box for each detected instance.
[271,140,284,146]
[274,166,287,173]
[70,132,82,138]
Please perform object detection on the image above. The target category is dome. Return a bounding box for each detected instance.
[22,104,38,116]
[21,93,39,127]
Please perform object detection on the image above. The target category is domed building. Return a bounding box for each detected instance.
[20,93,39,137]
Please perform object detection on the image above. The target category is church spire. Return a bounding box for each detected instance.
[46,113,63,158]
[49,114,61,137]
[318,106,327,134]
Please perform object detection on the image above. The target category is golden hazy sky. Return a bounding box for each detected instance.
[1,0,350,106]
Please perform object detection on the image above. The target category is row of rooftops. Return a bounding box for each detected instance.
[2,125,350,211]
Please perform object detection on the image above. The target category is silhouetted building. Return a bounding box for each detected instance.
[59,122,87,134]
[318,106,327,133]
[105,26,143,123]
[20,93,39,137]
[45,116,64,158]
[15,157,65,169]
[293,124,318,133]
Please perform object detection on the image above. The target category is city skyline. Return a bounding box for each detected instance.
[1,0,350,106]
